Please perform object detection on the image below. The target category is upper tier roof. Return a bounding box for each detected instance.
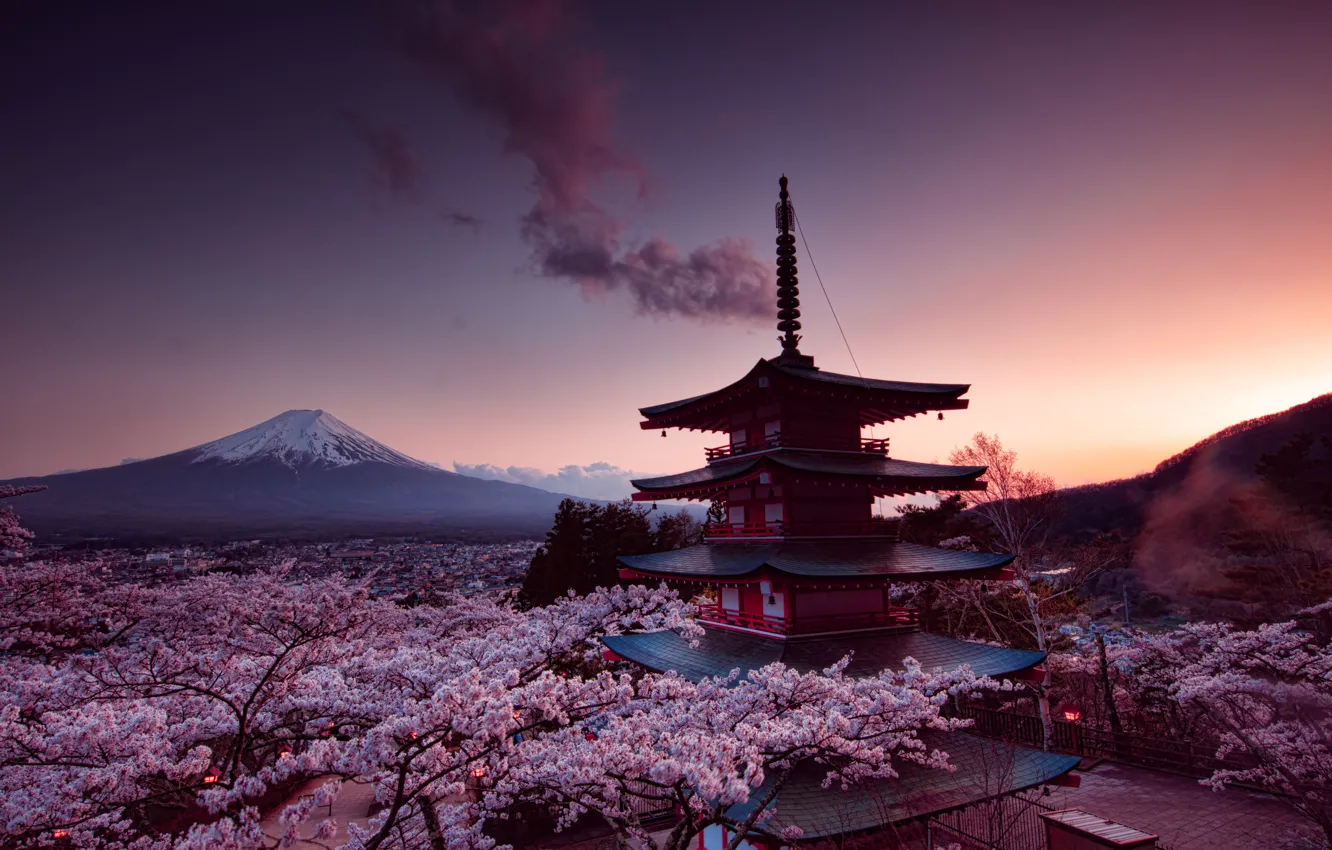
[639,359,970,431]
[618,540,1013,581]
[602,627,1045,682]
[630,450,987,500]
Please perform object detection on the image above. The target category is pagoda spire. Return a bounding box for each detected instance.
[774,175,814,368]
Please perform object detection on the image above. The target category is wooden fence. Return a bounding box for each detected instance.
[954,704,1260,779]
[927,791,1055,850]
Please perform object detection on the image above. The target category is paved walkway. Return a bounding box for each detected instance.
[1044,761,1320,850]
[259,777,377,849]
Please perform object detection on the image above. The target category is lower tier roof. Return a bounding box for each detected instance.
[618,540,1014,581]
[630,450,986,500]
[728,732,1080,838]
[602,627,1045,683]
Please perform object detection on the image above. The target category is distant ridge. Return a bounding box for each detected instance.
[2,410,572,541]
[1054,393,1332,538]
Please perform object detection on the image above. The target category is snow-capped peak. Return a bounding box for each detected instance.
[192,410,437,470]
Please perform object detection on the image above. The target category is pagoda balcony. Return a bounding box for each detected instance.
[703,519,899,541]
[704,435,889,463]
[696,605,920,636]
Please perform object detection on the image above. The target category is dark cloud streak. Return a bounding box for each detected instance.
[391,0,773,322]
[342,109,424,199]
[440,210,482,229]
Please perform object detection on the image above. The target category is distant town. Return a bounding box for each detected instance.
[11,538,540,599]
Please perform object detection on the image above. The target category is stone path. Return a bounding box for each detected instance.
[1044,761,1321,850]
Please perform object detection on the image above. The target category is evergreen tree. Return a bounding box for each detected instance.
[519,499,655,607]
[896,494,990,547]
[653,508,702,551]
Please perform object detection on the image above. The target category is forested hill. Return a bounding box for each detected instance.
[1053,393,1332,539]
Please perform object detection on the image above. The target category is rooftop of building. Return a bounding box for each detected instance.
[629,449,987,500]
[618,539,1012,581]
[638,358,971,431]
[602,626,1045,682]
[727,732,1080,839]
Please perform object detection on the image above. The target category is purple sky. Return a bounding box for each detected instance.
[4,1,1332,492]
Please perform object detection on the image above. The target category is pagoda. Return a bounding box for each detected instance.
[603,177,1077,844]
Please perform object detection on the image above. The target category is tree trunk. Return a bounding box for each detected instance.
[1017,575,1054,751]
[419,797,447,850]
[1097,633,1127,758]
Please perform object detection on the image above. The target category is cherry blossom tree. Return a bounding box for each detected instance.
[950,434,1064,749]
[477,659,996,850]
[0,484,45,552]
[0,565,397,848]
[1,559,989,850]
[1115,609,1332,846]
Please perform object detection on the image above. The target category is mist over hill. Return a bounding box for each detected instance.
[1053,393,1332,540]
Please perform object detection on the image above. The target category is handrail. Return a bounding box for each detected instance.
[697,604,920,636]
[704,435,889,462]
[703,519,899,540]
[953,704,1266,782]
[697,605,789,634]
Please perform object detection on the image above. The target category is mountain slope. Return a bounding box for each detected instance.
[3,410,570,541]
[1054,393,1332,538]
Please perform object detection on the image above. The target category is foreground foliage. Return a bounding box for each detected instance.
[0,558,984,850]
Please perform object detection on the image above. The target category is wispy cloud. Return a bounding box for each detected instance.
[342,110,423,200]
[453,459,644,501]
[390,0,774,322]
[440,209,482,229]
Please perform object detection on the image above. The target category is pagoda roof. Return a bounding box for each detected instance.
[618,540,1012,581]
[728,732,1080,838]
[630,450,987,500]
[602,627,1045,683]
[639,359,970,431]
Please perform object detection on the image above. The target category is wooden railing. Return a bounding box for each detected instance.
[791,607,919,634]
[703,519,899,540]
[696,606,789,634]
[704,435,889,462]
[929,791,1058,850]
[697,605,919,636]
[954,704,1263,781]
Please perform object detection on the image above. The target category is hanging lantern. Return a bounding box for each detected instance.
[202,766,222,784]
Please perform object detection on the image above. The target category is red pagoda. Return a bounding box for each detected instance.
[603,177,1077,844]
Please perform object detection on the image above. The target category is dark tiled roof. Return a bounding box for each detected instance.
[602,627,1045,682]
[630,450,986,492]
[772,363,969,396]
[639,359,969,420]
[619,540,1013,579]
[728,732,1080,837]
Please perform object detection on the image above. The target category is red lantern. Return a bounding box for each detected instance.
[202,766,221,784]
[1058,702,1082,723]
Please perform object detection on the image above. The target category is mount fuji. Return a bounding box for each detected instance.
[4,410,571,541]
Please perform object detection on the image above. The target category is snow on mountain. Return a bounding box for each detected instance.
[192,410,436,471]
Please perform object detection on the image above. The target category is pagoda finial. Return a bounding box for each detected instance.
[774,175,813,367]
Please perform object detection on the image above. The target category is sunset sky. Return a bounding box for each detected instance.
[4,1,1331,493]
